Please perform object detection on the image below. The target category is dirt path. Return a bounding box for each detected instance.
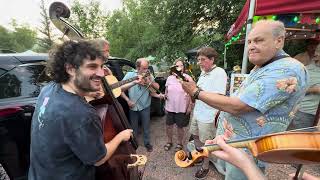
[135,116,320,180]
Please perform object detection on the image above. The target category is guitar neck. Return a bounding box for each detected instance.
[110,76,138,89]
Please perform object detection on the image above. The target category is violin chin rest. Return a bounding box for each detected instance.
[257,149,320,165]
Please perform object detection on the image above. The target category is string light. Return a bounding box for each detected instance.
[225,14,320,47]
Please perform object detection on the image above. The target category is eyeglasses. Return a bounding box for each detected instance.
[197,57,208,62]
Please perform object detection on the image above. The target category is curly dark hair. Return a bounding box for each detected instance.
[46,40,104,83]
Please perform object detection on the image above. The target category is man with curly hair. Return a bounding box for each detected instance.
[28,40,133,180]
[182,20,309,180]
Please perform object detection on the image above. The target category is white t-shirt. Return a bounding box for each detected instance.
[193,66,228,123]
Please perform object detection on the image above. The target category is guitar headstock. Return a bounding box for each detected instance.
[170,65,187,81]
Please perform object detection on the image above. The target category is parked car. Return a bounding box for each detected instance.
[0,53,165,180]
[0,53,49,179]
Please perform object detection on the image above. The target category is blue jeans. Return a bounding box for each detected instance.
[129,107,151,146]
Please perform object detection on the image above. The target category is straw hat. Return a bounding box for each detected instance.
[233,65,241,72]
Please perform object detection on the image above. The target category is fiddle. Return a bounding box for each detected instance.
[170,65,188,82]
[175,130,320,168]
[139,71,162,94]
[131,71,165,105]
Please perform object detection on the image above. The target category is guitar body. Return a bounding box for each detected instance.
[105,75,122,98]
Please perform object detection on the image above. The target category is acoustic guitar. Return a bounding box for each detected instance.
[86,71,151,103]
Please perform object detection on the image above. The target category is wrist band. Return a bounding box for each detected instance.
[192,88,202,100]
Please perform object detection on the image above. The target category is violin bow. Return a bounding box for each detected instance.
[133,71,164,108]
[132,80,154,110]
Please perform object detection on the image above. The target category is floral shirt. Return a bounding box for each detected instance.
[217,50,309,142]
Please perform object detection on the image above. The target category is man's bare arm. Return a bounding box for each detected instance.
[121,81,136,92]
[95,129,133,166]
[198,91,255,116]
[306,85,320,94]
[181,81,255,116]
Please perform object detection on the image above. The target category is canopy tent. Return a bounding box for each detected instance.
[225,0,320,73]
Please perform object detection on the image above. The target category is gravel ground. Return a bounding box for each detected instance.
[135,116,320,180]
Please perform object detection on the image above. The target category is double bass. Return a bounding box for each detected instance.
[49,2,144,180]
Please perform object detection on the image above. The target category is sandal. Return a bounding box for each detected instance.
[194,158,204,166]
[195,167,209,179]
[175,144,183,151]
[164,143,173,151]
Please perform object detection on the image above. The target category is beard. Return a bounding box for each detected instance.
[74,69,101,93]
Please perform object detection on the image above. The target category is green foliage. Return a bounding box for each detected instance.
[103,0,246,67]
[0,23,37,53]
[61,0,307,73]
[70,0,107,38]
[36,0,55,53]
[68,0,247,71]
[0,26,14,51]
[191,0,246,70]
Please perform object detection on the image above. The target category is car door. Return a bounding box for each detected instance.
[0,62,50,180]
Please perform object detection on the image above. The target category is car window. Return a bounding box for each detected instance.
[0,64,50,99]
[121,64,135,75]
[0,68,6,77]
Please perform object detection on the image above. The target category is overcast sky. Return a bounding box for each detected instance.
[0,0,122,28]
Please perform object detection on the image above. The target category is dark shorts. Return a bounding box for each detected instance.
[166,111,190,128]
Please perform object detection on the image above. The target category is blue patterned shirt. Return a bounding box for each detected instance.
[123,71,154,111]
[217,50,309,141]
